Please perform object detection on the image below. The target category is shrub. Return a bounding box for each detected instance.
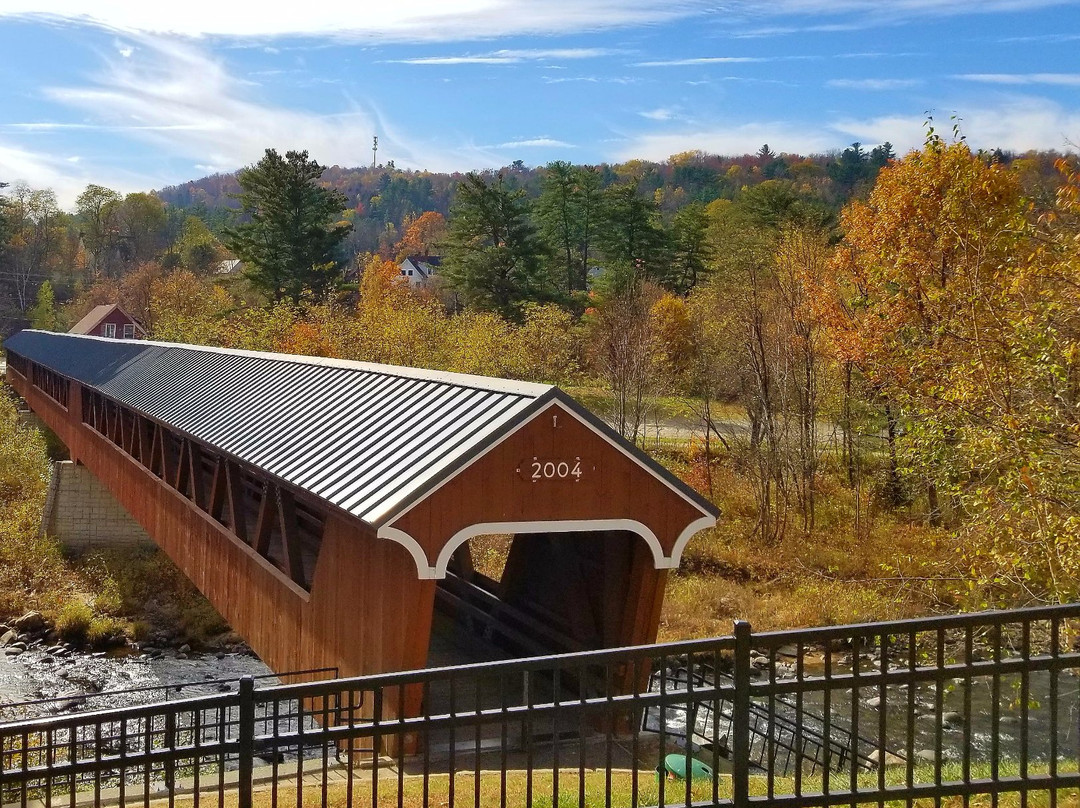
[87,616,127,648]
[55,601,93,643]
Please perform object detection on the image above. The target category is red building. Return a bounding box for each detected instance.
[68,304,146,340]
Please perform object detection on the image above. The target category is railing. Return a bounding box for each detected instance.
[1,603,1078,807]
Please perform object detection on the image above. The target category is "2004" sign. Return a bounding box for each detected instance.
[517,456,584,482]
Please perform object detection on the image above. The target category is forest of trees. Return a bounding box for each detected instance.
[2,135,1078,619]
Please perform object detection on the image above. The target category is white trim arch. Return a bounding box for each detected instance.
[376,514,716,580]
[668,515,718,569]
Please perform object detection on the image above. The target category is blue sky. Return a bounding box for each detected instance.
[0,1,1078,207]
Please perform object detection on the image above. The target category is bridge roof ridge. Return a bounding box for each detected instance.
[2,329,562,526]
[15,330,553,399]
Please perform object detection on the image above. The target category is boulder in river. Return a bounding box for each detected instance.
[14,612,46,633]
[0,629,16,647]
[867,749,905,767]
[48,698,83,713]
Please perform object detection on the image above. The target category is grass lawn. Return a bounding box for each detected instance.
[157,763,1080,808]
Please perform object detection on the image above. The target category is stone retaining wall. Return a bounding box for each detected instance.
[41,461,151,550]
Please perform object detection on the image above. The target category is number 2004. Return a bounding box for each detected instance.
[531,457,583,481]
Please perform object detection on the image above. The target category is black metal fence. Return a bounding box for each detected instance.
[2,603,1079,807]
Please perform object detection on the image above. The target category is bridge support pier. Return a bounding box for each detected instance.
[40,460,152,551]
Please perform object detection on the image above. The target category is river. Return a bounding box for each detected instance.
[0,642,276,723]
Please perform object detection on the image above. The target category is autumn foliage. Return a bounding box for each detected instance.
[32,136,1080,614]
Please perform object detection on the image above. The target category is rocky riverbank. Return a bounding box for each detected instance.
[0,609,272,722]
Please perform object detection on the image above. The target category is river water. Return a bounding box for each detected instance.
[648,661,1080,771]
[0,643,276,723]
[4,638,1079,771]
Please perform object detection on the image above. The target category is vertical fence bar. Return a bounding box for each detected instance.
[237,677,255,808]
[164,710,176,808]
[474,675,482,808]
[421,681,430,808]
[905,628,916,806]
[633,656,643,808]
[657,653,667,808]
[372,688,383,808]
[501,668,509,808]
[991,624,1002,808]
[850,635,861,801]
[1020,618,1031,808]
[732,620,752,808]
[878,632,888,798]
[1049,617,1059,808]
[685,653,694,808]
[551,666,559,808]
[963,625,973,808]
[579,661,588,808]
[795,638,804,796]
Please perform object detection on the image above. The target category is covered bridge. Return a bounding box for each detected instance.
[4,330,717,682]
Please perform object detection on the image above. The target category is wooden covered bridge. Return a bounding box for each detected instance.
[3,330,717,683]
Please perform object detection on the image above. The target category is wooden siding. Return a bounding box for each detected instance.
[81,307,140,338]
[388,399,707,565]
[8,367,436,693]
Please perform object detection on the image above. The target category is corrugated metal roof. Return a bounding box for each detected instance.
[4,330,550,525]
[5,330,719,528]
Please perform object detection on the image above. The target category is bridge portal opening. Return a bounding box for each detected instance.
[432,530,660,665]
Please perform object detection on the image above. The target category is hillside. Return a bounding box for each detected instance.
[154,145,898,257]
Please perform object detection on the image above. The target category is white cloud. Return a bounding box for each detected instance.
[0,2,709,40]
[2,0,1062,45]
[0,122,213,133]
[542,75,639,84]
[613,96,1080,163]
[723,0,1069,33]
[634,56,778,66]
[3,0,1063,40]
[956,73,1080,86]
[639,108,677,121]
[827,78,922,90]
[389,48,623,65]
[611,122,837,161]
[998,33,1080,43]
[0,141,155,207]
[495,138,576,148]
[758,0,1063,12]
[4,36,508,205]
[832,96,1080,153]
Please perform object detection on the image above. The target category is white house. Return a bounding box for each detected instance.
[398,256,441,289]
[215,259,244,276]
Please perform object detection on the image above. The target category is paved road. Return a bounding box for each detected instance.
[642,414,844,446]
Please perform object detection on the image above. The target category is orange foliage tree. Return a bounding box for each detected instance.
[394,211,447,260]
[830,137,1080,602]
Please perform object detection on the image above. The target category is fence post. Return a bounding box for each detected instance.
[732,620,752,808]
[238,676,255,808]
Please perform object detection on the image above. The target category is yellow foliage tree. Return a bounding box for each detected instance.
[149,271,233,345]
[832,138,1080,602]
